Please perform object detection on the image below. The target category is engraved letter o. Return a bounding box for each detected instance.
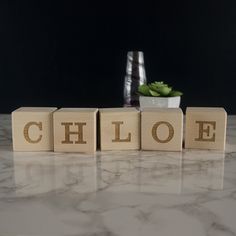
[152,121,174,143]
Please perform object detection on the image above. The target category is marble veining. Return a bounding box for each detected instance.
[0,114,236,236]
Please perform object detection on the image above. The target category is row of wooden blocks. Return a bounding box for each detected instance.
[12,107,227,152]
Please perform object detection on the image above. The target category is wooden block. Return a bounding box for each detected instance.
[12,107,57,151]
[185,107,227,150]
[99,108,140,150]
[53,108,98,153]
[141,108,183,151]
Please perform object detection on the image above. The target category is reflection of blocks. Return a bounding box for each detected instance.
[182,151,225,192]
[13,153,55,196]
[141,108,183,151]
[54,157,97,193]
[185,107,227,150]
[98,158,140,192]
[12,107,57,151]
[139,152,182,194]
[99,108,140,150]
[53,108,98,153]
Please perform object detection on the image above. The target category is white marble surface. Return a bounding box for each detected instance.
[0,114,236,236]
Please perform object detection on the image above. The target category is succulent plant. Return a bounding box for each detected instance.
[138,81,183,97]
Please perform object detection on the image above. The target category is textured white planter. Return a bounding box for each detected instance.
[139,96,181,109]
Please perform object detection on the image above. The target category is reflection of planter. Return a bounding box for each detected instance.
[139,96,181,109]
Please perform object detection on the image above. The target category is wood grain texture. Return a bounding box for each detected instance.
[185,107,227,150]
[12,107,57,151]
[53,108,98,153]
[141,108,183,151]
[99,108,140,150]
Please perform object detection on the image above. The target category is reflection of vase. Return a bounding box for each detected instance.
[123,51,147,107]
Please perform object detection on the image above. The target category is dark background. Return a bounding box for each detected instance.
[1,1,236,113]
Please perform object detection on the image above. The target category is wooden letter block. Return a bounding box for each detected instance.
[185,107,227,150]
[141,108,183,151]
[53,108,98,153]
[99,108,140,150]
[12,107,57,151]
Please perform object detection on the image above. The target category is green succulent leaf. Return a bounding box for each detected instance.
[169,90,183,97]
[149,82,168,90]
[138,84,150,96]
[156,86,172,96]
[138,81,183,97]
[154,81,163,85]
[149,90,160,97]
[148,84,159,92]
[155,81,168,87]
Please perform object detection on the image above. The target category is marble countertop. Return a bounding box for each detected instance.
[1,114,236,236]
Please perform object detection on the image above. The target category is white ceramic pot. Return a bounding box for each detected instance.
[139,96,181,109]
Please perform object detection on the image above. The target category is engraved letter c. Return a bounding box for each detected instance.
[23,122,43,144]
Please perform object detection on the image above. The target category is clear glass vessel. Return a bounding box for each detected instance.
[123,51,147,107]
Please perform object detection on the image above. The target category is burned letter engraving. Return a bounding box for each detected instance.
[61,122,87,144]
[152,121,174,143]
[195,121,216,142]
[112,121,131,142]
[23,121,43,144]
